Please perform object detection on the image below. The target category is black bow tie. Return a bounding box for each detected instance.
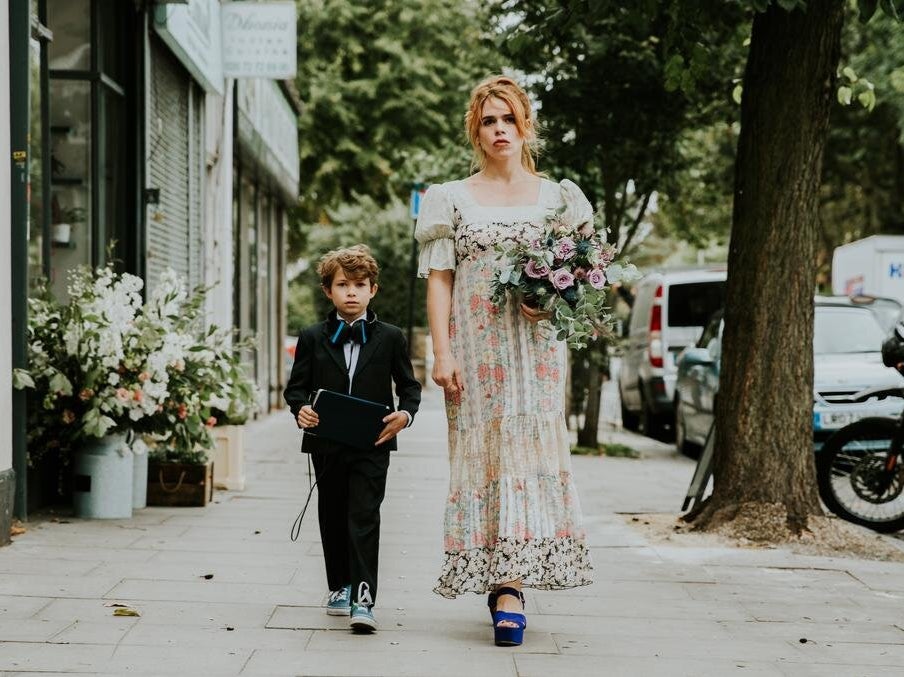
[329,319,368,345]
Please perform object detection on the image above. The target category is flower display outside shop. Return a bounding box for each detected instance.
[15,265,260,469]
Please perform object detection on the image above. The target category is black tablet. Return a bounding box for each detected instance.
[306,389,392,450]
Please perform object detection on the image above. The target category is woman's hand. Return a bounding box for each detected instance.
[376,411,409,446]
[520,303,551,324]
[432,353,464,394]
[296,404,319,430]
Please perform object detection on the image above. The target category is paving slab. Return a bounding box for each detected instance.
[2,382,904,675]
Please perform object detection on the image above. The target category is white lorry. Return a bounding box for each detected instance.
[832,235,904,304]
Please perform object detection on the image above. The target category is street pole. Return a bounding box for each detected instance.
[406,182,425,356]
[10,0,30,518]
[406,217,417,355]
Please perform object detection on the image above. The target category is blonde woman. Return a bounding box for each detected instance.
[416,75,594,647]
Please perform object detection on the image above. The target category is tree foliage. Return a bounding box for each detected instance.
[495,1,747,255]
[290,195,426,333]
[293,0,499,226]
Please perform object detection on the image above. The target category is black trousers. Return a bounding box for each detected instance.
[311,447,390,606]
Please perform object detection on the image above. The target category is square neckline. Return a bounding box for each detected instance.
[459,177,548,209]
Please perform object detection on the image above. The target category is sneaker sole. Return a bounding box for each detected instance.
[326,607,351,616]
[349,616,377,633]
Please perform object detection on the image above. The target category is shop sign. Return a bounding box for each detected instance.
[221,2,296,79]
[154,0,224,95]
[238,79,299,194]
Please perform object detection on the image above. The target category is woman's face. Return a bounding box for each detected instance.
[477,96,527,163]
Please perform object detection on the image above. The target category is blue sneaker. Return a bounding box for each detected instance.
[349,603,377,633]
[325,584,351,616]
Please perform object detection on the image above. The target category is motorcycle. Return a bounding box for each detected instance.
[816,324,904,533]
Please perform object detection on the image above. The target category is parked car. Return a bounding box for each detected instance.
[617,267,727,438]
[674,297,904,456]
[285,335,298,377]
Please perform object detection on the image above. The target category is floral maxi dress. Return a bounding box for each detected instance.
[415,178,595,598]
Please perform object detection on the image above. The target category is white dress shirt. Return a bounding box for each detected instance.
[337,311,412,428]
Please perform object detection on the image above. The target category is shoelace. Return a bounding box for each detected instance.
[328,587,349,604]
[357,582,374,608]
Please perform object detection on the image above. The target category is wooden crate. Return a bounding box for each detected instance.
[147,461,214,507]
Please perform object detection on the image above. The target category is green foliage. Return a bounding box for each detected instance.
[292,0,500,231]
[297,195,426,332]
[495,1,747,254]
[818,7,904,278]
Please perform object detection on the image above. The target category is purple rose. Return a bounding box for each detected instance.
[525,259,551,279]
[553,237,577,261]
[550,268,576,290]
[587,268,606,290]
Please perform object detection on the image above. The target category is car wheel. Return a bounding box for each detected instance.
[620,391,640,431]
[640,390,662,440]
[675,397,701,459]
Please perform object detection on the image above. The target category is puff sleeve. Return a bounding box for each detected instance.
[414,183,457,278]
[559,179,600,240]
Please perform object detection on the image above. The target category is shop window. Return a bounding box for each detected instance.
[47,0,90,71]
[36,0,136,300]
[48,79,92,298]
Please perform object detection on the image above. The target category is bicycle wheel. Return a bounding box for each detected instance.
[816,417,904,533]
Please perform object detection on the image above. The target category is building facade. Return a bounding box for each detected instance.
[4,0,299,523]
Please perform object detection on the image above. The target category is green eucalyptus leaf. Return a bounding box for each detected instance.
[837,85,853,106]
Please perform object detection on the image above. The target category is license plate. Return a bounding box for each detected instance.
[814,411,869,431]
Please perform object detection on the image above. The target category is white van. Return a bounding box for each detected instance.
[617,267,727,439]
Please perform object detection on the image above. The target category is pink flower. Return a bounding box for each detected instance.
[115,387,130,402]
[587,268,607,290]
[553,237,577,260]
[550,268,575,290]
[524,259,550,279]
[598,247,615,266]
[206,416,217,428]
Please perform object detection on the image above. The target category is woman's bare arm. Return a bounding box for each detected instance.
[426,270,464,392]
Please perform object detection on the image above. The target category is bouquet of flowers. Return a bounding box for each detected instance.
[490,207,638,350]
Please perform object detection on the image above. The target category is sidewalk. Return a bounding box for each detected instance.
[3,384,904,676]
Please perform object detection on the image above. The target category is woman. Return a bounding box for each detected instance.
[415,75,594,647]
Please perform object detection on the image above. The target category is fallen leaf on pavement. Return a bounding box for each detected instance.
[113,607,140,617]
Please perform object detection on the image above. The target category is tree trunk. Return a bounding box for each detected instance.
[577,358,602,447]
[691,1,844,536]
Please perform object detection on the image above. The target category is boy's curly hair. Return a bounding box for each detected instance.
[317,244,379,287]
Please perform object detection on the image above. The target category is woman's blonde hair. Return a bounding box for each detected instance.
[464,75,540,175]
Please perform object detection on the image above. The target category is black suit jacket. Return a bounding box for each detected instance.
[283,318,422,453]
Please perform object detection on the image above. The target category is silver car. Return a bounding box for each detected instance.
[675,298,904,456]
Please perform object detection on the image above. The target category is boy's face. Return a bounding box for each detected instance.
[324,269,377,321]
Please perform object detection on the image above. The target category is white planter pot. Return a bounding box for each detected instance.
[132,448,148,509]
[51,223,72,244]
[72,434,133,519]
[212,425,246,491]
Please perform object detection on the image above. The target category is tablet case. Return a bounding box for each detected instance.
[305,389,392,450]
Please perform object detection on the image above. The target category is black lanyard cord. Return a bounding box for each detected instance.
[291,448,323,542]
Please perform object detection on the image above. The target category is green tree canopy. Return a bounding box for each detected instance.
[294,0,500,227]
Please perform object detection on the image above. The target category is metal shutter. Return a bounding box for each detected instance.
[146,38,203,295]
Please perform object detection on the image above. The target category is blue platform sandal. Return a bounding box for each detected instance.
[487,588,525,624]
[492,586,526,647]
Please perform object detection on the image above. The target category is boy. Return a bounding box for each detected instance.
[284,245,421,633]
